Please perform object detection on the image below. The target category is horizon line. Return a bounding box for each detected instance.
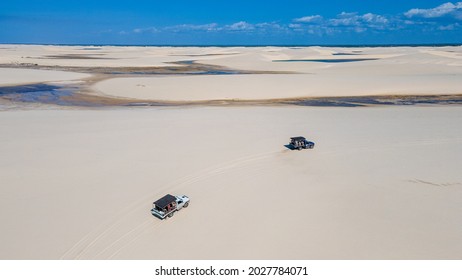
[1,42,462,48]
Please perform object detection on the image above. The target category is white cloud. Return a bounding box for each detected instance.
[255,22,278,28]
[224,21,255,31]
[402,2,462,32]
[362,13,388,24]
[405,2,462,19]
[293,15,323,23]
[323,12,390,32]
[330,12,360,26]
[133,27,159,34]
[289,12,393,35]
[288,23,302,29]
[439,23,460,30]
[289,23,302,28]
[329,12,388,28]
[126,3,462,39]
[131,21,286,36]
[255,22,287,32]
[164,23,220,32]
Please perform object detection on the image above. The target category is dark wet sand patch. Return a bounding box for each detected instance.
[169,53,240,57]
[96,94,462,107]
[42,54,111,60]
[2,83,462,108]
[0,61,293,76]
[1,59,461,108]
[274,58,379,63]
[332,53,363,56]
[0,83,140,107]
[284,95,462,107]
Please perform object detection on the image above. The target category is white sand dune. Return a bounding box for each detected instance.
[0,68,89,86]
[90,46,462,101]
[1,107,461,259]
[0,45,242,68]
[93,71,461,101]
[1,45,462,260]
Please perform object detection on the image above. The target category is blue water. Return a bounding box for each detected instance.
[274,58,379,63]
[0,84,91,106]
[2,83,461,107]
[332,52,362,56]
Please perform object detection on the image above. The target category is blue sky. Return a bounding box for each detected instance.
[1,0,461,45]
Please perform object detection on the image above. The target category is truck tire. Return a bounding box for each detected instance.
[184,202,189,208]
[167,212,174,218]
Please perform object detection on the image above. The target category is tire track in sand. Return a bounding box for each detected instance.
[61,150,282,259]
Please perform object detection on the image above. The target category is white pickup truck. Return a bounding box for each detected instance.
[151,194,190,220]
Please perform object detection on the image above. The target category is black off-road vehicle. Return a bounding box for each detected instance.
[289,136,315,150]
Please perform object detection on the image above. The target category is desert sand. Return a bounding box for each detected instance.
[1,45,462,102]
[89,46,462,101]
[0,45,461,259]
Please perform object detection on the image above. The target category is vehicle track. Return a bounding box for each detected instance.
[60,149,281,259]
[61,136,462,259]
[105,164,274,259]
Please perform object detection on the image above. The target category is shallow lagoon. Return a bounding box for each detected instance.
[274,58,379,63]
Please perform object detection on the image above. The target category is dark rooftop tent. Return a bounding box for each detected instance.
[290,136,306,141]
[153,194,176,209]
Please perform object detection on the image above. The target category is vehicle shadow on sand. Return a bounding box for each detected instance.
[284,144,297,150]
